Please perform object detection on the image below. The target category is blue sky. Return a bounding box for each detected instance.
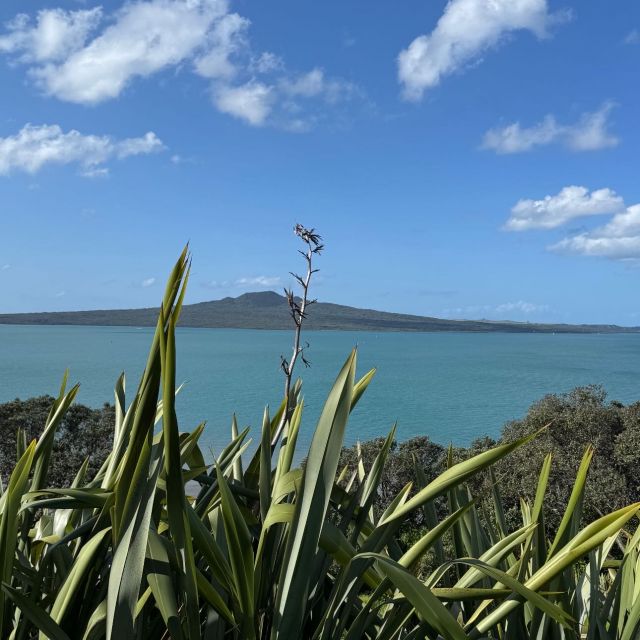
[0,0,639,324]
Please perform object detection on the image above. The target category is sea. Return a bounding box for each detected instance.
[1,325,639,457]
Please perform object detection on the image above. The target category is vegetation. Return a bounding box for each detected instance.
[1,247,640,639]
[4,385,638,540]
[0,396,114,488]
[338,385,640,542]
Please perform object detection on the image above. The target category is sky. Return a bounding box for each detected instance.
[0,0,639,325]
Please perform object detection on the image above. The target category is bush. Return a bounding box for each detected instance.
[0,395,114,487]
[492,385,636,533]
[338,435,447,517]
[339,385,640,544]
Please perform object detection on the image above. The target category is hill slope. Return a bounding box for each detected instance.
[0,291,638,333]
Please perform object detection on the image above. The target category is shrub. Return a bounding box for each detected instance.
[492,385,635,533]
[0,395,114,487]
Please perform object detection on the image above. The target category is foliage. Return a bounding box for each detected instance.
[0,395,114,487]
[0,251,639,639]
[339,386,640,542]
[484,386,639,534]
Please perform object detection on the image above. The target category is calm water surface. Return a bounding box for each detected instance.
[1,325,639,455]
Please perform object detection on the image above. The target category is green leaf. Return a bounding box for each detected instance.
[547,445,593,558]
[381,431,541,524]
[216,466,255,639]
[146,530,183,640]
[475,502,640,636]
[360,553,468,640]
[0,439,36,635]
[2,583,71,640]
[273,350,356,640]
[45,528,111,638]
[259,408,272,523]
[107,441,162,639]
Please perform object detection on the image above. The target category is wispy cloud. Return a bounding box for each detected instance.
[482,102,619,154]
[170,154,194,165]
[213,68,358,129]
[141,277,156,287]
[443,300,549,319]
[0,8,103,64]
[1,263,10,271]
[624,29,639,45]
[235,275,282,287]
[0,124,163,176]
[505,186,624,231]
[494,300,549,314]
[397,0,569,100]
[201,275,282,290]
[0,1,362,131]
[214,81,273,126]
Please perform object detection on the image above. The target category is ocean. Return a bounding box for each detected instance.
[1,325,639,455]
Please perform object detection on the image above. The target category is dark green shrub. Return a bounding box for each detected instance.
[0,395,114,487]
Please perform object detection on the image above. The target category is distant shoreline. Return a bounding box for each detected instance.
[1,291,639,335]
[3,322,638,335]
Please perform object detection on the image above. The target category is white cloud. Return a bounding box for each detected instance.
[552,205,640,261]
[141,277,156,287]
[0,1,362,130]
[55,290,65,298]
[214,81,274,126]
[0,124,163,176]
[483,102,619,153]
[193,11,249,80]
[443,300,549,319]
[1,264,10,271]
[565,102,619,151]
[280,68,357,103]
[505,186,625,231]
[201,275,282,289]
[214,67,357,128]
[495,300,549,314]
[251,51,284,73]
[281,68,326,98]
[34,1,228,104]
[0,124,163,175]
[398,0,567,100]
[0,1,247,103]
[235,276,281,287]
[81,166,110,178]
[505,184,640,262]
[0,8,102,63]
[483,115,558,154]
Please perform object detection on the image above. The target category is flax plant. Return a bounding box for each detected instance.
[0,245,638,639]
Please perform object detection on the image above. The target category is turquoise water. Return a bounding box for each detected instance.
[1,325,640,455]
